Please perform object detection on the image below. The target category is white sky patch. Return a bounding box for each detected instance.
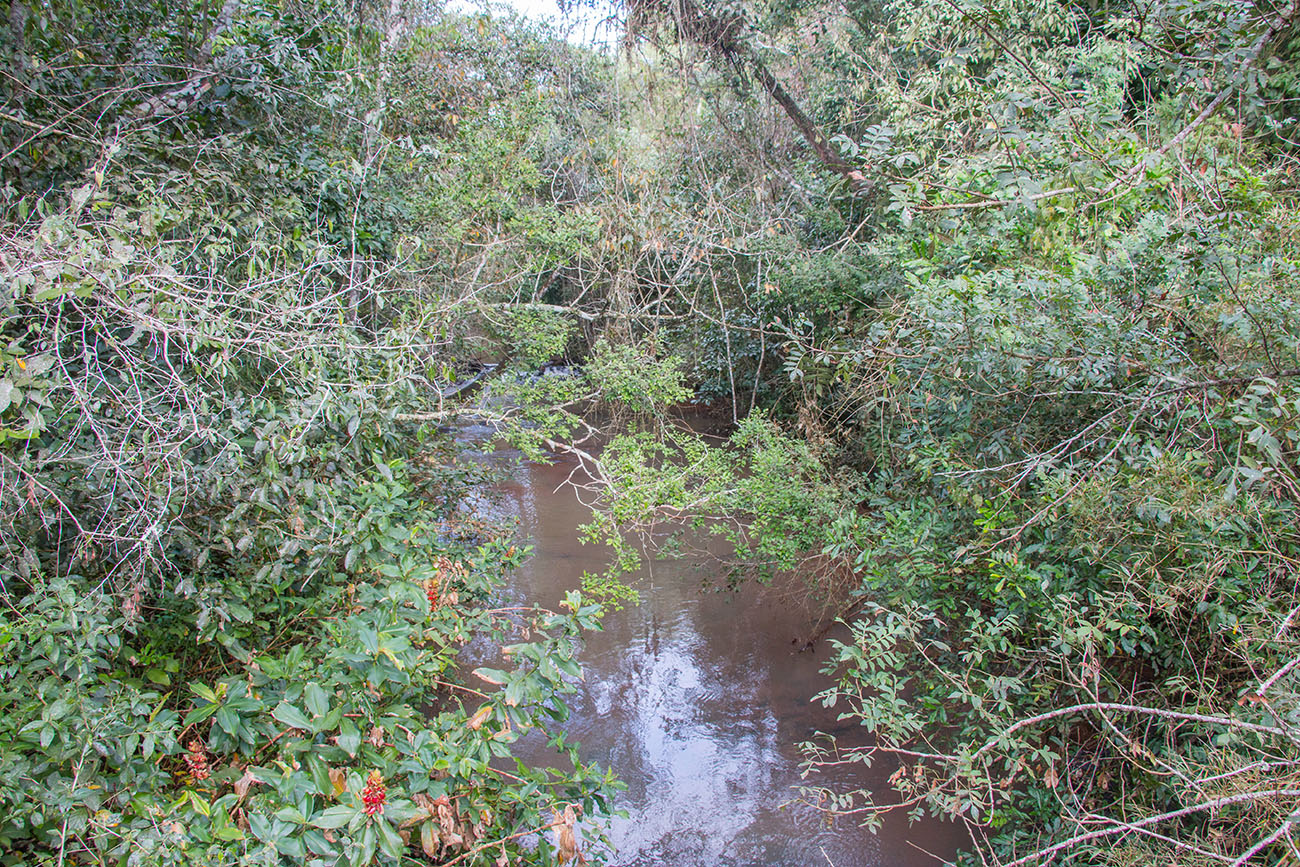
[443,0,620,46]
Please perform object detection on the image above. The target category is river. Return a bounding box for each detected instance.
[463,429,967,866]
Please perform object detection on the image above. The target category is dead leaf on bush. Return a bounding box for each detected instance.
[329,767,347,798]
[555,805,579,863]
[233,769,262,803]
[421,822,440,859]
[468,704,492,730]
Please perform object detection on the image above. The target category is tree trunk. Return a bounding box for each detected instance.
[7,0,28,66]
[130,0,240,118]
[726,46,871,194]
[628,0,871,193]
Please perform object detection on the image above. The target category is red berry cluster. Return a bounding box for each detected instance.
[425,578,440,610]
[361,770,387,816]
[184,740,211,781]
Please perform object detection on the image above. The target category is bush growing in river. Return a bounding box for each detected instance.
[0,510,618,865]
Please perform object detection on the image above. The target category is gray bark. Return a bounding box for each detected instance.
[7,0,28,66]
[131,0,241,118]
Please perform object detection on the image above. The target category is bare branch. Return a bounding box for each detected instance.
[1003,790,1300,867]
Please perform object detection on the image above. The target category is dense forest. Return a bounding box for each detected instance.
[2,0,1300,863]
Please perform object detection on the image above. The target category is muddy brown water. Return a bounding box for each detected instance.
[463,431,967,866]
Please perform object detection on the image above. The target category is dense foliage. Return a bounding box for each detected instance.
[570,0,1300,862]
[0,1,622,864]
[6,0,1300,861]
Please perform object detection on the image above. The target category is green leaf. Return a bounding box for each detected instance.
[274,805,307,825]
[383,800,423,824]
[183,702,219,727]
[555,655,582,679]
[247,812,273,843]
[307,754,333,797]
[33,283,74,302]
[375,816,404,858]
[302,828,334,856]
[304,682,330,717]
[276,835,306,858]
[357,627,379,654]
[184,790,211,817]
[190,683,218,703]
[272,702,313,732]
[354,823,377,867]
[312,805,357,830]
[337,718,361,757]
[215,705,240,736]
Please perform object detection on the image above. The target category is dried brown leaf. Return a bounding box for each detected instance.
[421,822,440,859]
[556,806,579,864]
[233,769,262,803]
[436,796,457,838]
[467,705,493,731]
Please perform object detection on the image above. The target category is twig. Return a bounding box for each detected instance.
[1230,820,1292,866]
[915,187,1078,212]
[437,806,575,866]
[1002,790,1300,867]
[969,702,1295,766]
[1092,0,1300,203]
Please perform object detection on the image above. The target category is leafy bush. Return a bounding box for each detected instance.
[0,1,624,864]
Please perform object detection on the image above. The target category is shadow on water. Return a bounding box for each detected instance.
[460,430,968,867]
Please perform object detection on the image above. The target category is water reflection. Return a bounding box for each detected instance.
[467,443,965,867]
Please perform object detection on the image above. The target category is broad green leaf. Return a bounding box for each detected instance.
[272,702,313,732]
[375,817,404,858]
[215,705,240,736]
[304,682,330,717]
[312,805,357,830]
[306,755,333,797]
[190,683,218,703]
[274,805,307,825]
[337,718,361,757]
[183,703,219,727]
